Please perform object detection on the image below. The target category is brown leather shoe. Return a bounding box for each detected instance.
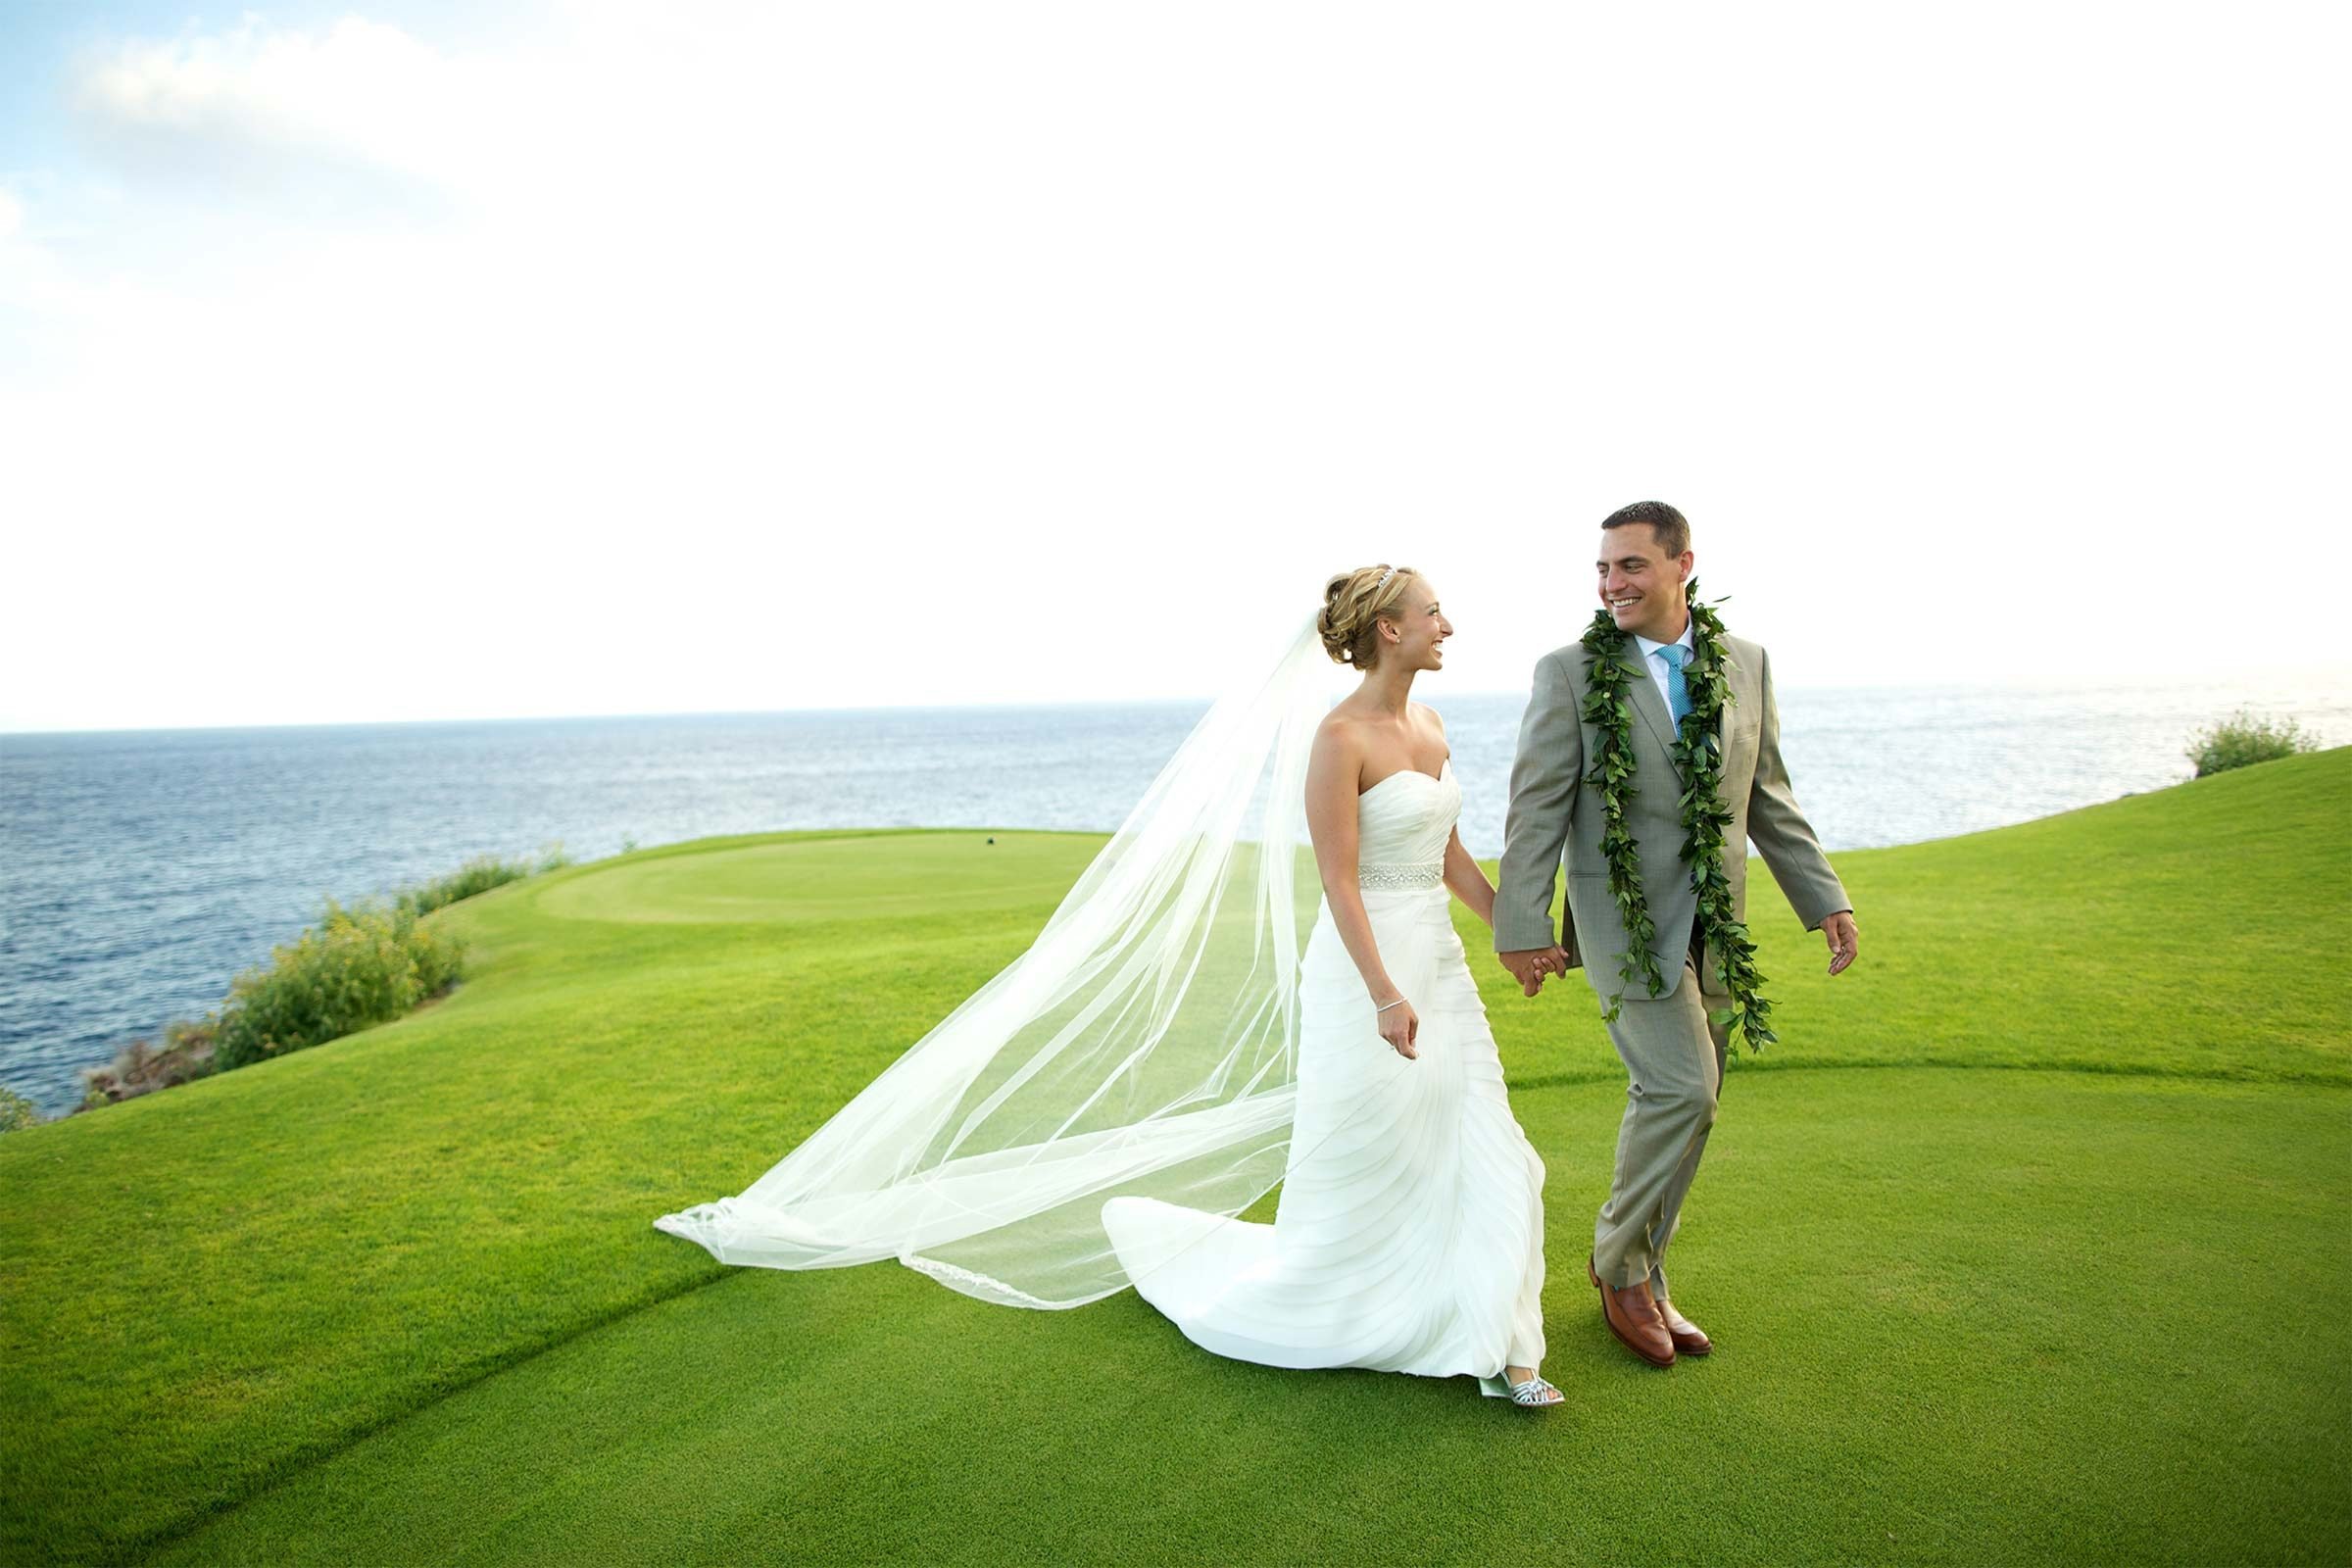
[1656,1298,1712,1355]
[1588,1253,1675,1367]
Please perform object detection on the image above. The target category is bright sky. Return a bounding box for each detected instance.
[3,1,2346,733]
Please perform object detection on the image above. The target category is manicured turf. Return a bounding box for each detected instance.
[3,756,2347,1565]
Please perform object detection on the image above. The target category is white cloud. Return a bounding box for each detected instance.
[66,15,484,220]
[3,1,2349,732]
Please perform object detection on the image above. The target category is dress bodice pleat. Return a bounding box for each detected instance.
[1352,758,1458,868]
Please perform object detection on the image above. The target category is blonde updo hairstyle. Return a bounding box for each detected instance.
[1318,564,1420,669]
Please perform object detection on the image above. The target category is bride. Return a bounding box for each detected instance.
[655,564,1559,1406]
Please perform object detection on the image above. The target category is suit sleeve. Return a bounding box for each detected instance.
[1744,645,1852,931]
[1494,650,1582,954]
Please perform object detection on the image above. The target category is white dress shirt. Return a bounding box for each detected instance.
[1632,615,1696,718]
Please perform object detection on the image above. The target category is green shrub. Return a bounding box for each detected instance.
[0,1084,40,1133]
[394,841,572,918]
[2186,710,2319,778]
[211,896,467,1071]
[64,845,569,1109]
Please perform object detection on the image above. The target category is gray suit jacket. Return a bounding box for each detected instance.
[1494,627,1850,1002]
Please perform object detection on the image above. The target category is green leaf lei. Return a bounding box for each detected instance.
[1577,578,1778,1052]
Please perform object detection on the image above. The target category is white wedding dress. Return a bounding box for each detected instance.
[651,620,1545,1397]
[1101,759,1549,1398]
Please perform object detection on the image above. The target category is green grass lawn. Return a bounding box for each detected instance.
[3,754,2347,1566]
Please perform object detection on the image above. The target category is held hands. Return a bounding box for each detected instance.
[1497,947,1571,999]
[1375,995,1420,1058]
[1822,910,1860,976]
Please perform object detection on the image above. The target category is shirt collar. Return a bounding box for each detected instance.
[1633,614,1695,658]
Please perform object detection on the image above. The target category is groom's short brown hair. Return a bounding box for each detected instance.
[1600,501,1690,557]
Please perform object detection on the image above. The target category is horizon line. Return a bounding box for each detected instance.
[6,664,2349,741]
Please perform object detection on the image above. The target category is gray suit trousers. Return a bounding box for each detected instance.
[1593,916,1730,1299]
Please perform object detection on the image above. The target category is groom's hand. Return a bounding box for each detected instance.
[1822,910,1859,976]
[1498,947,1568,998]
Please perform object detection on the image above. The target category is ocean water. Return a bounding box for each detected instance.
[2,673,2342,1119]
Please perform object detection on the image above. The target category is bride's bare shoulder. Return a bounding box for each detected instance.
[1314,707,1370,750]
[1306,711,1370,800]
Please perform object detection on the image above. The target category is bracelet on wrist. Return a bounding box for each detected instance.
[1374,996,1405,1013]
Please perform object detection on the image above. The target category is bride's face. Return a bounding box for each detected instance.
[1381,579,1452,672]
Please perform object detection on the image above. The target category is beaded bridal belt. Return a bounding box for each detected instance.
[1356,861,1445,890]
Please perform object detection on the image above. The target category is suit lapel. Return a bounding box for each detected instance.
[1716,636,1754,769]
[1620,639,1679,755]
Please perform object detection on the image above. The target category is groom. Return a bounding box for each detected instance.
[1494,501,1858,1367]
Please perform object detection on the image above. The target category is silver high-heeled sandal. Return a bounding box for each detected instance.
[1498,1371,1564,1407]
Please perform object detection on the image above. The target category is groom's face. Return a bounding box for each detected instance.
[1596,526,1693,641]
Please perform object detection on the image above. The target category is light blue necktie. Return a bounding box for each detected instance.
[1656,642,1692,724]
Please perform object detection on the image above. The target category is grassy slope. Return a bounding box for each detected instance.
[1,754,2346,1565]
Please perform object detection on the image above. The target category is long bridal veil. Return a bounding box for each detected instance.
[653,614,1338,1308]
